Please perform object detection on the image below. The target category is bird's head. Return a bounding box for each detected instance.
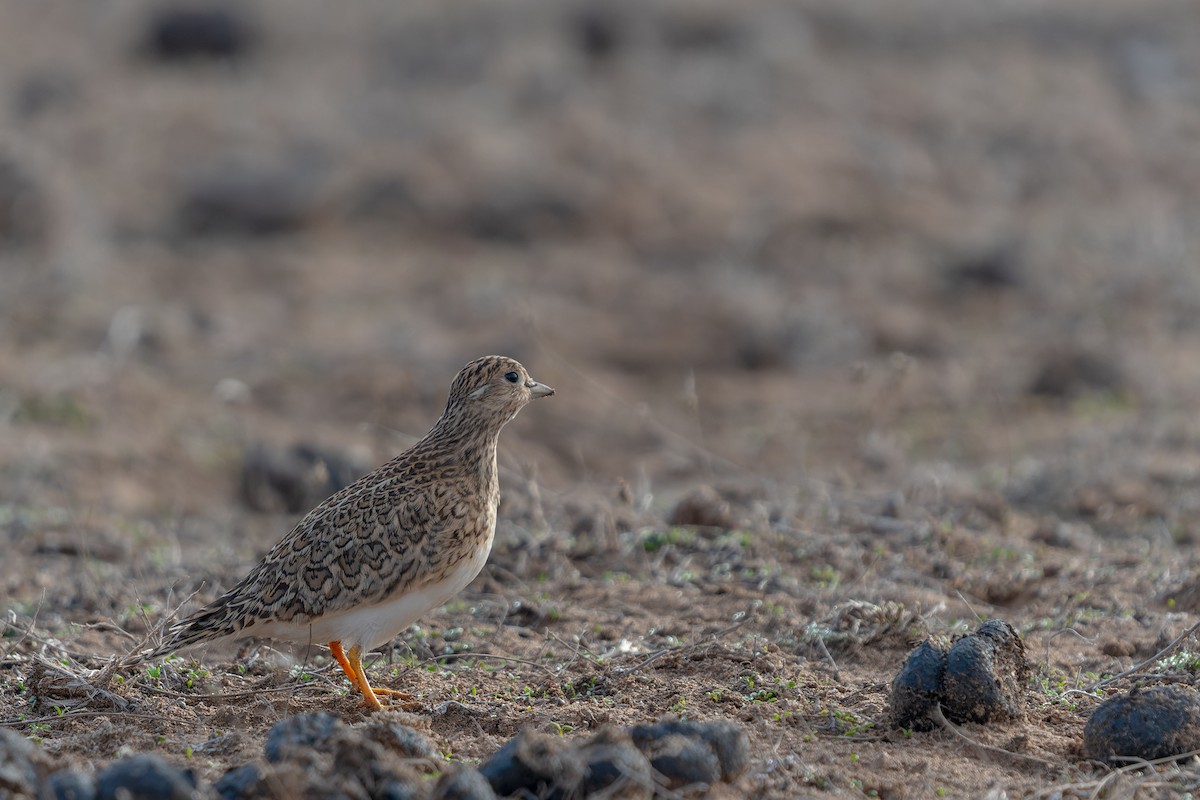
[442,355,555,430]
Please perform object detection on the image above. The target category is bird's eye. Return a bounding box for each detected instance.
[504,371,520,384]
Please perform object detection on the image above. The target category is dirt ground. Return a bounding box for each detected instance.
[5,0,1200,797]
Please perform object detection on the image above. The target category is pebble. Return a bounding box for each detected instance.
[358,720,439,761]
[0,729,38,799]
[213,763,262,799]
[18,712,752,799]
[667,485,736,529]
[140,6,258,62]
[263,712,342,763]
[95,753,199,800]
[173,162,323,240]
[240,442,366,514]
[627,718,749,781]
[645,734,721,789]
[576,727,652,799]
[478,730,585,798]
[42,769,96,800]
[431,765,499,800]
[376,777,424,800]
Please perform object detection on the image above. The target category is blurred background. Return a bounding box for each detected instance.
[4,0,1200,542]
[8,6,1200,790]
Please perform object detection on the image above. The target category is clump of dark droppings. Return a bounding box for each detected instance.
[1084,685,1200,764]
[890,619,1029,730]
[890,638,950,731]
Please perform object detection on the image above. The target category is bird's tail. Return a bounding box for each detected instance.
[120,604,237,668]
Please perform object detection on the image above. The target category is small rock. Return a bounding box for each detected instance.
[240,443,365,514]
[174,160,323,239]
[646,734,720,790]
[0,156,49,252]
[42,769,96,800]
[457,182,583,244]
[32,527,131,562]
[264,712,342,764]
[478,730,585,799]
[577,727,652,799]
[358,721,438,761]
[13,69,79,120]
[942,244,1023,292]
[942,619,1029,725]
[1030,518,1096,550]
[432,766,498,800]
[345,176,421,226]
[658,8,746,52]
[0,729,39,799]
[667,485,735,529]
[626,719,749,782]
[889,639,950,731]
[1100,639,1137,659]
[1028,348,1126,400]
[95,754,198,800]
[213,763,262,799]
[376,777,424,800]
[140,6,258,62]
[570,2,628,63]
[1084,685,1200,763]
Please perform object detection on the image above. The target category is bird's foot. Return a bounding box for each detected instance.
[359,689,420,713]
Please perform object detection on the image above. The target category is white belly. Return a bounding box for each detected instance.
[243,535,493,652]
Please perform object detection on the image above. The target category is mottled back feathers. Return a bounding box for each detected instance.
[144,356,554,658]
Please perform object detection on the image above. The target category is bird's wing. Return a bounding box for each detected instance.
[148,473,444,657]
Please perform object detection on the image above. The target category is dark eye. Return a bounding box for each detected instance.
[504,371,520,384]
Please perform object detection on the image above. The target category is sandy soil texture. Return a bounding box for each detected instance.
[5,0,1200,797]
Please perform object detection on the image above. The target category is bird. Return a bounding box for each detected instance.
[134,355,555,711]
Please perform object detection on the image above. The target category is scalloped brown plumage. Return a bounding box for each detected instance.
[137,355,554,710]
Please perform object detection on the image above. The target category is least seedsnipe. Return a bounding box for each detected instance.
[136,355,554,710]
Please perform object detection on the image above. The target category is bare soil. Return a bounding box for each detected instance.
[5,0,1200,797]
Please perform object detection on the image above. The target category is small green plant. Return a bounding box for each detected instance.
[809,564,841,589]
[640,527,697,553]
[1157,650,1200,673]
[823,709,874,737]
[184,667,208,690]
[561,675,603,700]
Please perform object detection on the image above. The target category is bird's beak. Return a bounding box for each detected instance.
[527,380,555,398]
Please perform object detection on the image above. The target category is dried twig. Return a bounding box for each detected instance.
[932,705,1058,770]
[613,611,754,675]
[1027,746,1200,799]
[1086,621,1200,692]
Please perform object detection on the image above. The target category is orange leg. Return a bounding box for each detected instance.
[328,641,417,712]
[329,641,355,683]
